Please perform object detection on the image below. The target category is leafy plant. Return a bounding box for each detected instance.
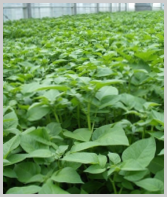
[3,10,164,194]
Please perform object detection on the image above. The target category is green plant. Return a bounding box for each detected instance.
[3,10,164,194]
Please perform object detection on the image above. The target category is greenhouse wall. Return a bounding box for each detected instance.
[3,3,163,22]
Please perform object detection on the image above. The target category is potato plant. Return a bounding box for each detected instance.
[3,11,164,194]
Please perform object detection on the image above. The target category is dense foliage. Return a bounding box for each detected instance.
[3,11,164,194]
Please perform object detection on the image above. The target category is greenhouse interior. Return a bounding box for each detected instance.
[3,3,164,195]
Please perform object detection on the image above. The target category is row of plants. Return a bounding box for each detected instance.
[3,11,164,194]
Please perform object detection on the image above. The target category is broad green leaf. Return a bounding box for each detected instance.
[23,127,51,144]
[70,141,100,153]
[108,152,121,165]
[92,124,112,141]
[154,169,164,182]
[71,125,129,152]
[130,61,151,72]
[143,102,161,110]
[99,95,120,109]
[37,89,63,102]
[95,86,118,101]
[51,167,83,184]
[121,159,146,171]
[3,167,17,178]
[80,188,88,194]
[148,132,164,141]
[19,61,34,67]
[14,162,41,183]
[46,122,62,136]
[158,149,164,155]
[91,79,124,89]
[120,93,145,110]
[122,180,134,190]
[98,154,107,168]
[4,154,27,166]
[21,82,40,94]
[148,156,164,174]
[63,128,91,142]
[3,110,18,129]
[124,170,149,182]
[3,159,10,166]
[27,149,54,158]
[122,137,156,167]
[107,167,116,177]
[134,178,164,192]
[20,134,49,153]
[95,67,113,77]
[55,145,68,156]
[131,71,148,85]
[150,110,164,126]
[39,179,69,194]
[84,165,106,174]
[3,135,20,159]
[62,152,99,164]
[6,185,41,194]
[62,161,82,170]
[27,103,50,121]
[25,174,45,184]
[36,85,69,91]
[4,128,21,135]
[96,125,129,146]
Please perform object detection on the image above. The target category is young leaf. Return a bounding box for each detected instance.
[124,170,149,182]
[14,162,41,183]
[61,152,99,164]
[98,154,107,168]
[27,149,54,158]
[3,135,20,159]
[154,169,164,182]
[27,103,50,121]
[134,178,164,192]
[95,86,118,101]
[51,167,83,184]
[6,185,41,194]
[39,179,69,194]
[122,137,156,168]
[3,110,18,130]
[108,152,121,165]
[84,165,106,174]
[63,128,92,142]
[4,154,27,166]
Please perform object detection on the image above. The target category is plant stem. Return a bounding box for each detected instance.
[77,105,81,128]
[109,178,117,194]
[87,102,91,131]
[142,126,146,139]
[151,125,154,132]
[46,114,51,124]
[59,114,63,124]
[119,186,123,194]
[91,113,97,132]
[128,76,132,93]
[54,110,60,123]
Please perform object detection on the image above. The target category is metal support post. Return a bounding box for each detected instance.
[27,3,32,18]
[119,3,121,12]
[73,3,77,15]
[97,3,99,13]
[110,3,112,12]
[125,3,128,11]
[50,3,53,17]
[23,3,27,18]
[161,3,164,10]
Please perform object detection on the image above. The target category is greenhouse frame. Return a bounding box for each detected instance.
[3,2,164,195]
[3,3,164,22]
